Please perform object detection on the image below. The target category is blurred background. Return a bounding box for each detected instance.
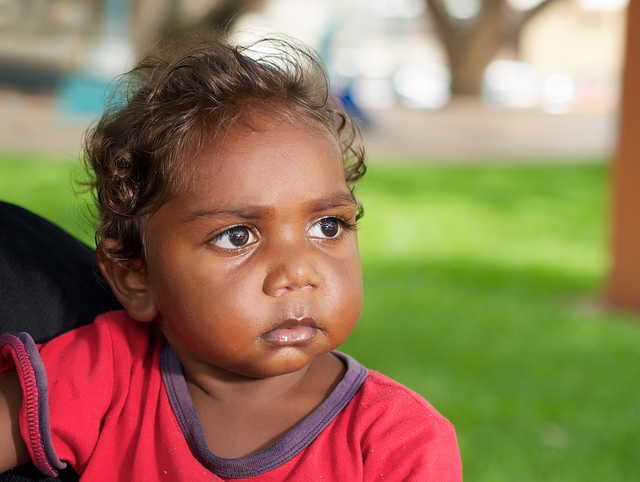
[1,0,638,480]
[0,0,626,157]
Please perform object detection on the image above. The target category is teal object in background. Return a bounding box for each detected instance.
[58,0,131,118]
[58,74,111,117]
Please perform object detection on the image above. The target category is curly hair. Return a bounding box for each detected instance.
[84,32,366,262]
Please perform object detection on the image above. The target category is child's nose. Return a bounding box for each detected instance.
[262,241,322,297]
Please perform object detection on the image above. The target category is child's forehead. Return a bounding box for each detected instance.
[167,114,345,201]
[226,113,338,149]
[189,111,340,167]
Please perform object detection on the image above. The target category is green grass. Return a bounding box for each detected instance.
[0,154,94,245]
[1,155,638,480]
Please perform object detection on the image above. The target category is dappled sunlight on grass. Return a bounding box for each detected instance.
[356,164,607,278]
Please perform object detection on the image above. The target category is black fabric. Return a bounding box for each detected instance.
[0,201,122,481]
[0,201,122,343]
[0,465,79,482]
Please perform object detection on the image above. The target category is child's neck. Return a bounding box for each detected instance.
[184,352,346,459]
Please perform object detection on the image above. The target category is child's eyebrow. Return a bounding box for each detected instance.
[183,192,357,224]
[304,192,357,213]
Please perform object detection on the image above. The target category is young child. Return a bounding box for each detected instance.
[0,35,462,481]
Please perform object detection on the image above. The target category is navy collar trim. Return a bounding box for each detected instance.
[161,345,367,478]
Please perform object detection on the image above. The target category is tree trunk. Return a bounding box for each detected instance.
[130,0,265,59]
[426,0,557,96]
[606,0,640,311]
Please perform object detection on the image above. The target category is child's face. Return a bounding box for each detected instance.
[139,115,363,379]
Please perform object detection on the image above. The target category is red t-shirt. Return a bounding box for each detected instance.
[1,311,462,481]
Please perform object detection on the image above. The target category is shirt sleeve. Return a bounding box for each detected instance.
[0,312,135,477]
[358,372,463,482]
[0,332,67,477]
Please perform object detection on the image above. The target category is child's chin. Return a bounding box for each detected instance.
[245,349,331,379]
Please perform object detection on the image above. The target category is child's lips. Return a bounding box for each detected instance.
[261,318,318,346]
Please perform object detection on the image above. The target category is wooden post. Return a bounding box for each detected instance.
[606,2,640,310]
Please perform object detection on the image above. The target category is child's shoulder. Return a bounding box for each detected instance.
[362,369,444,409]
[334,353,455,437]
[1,310,156,383]
[356,368,454,429]
[40,310,152,352]
[330,356,461,480]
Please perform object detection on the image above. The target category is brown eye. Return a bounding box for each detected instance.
[213,226,256,249]
[309,218,342,239]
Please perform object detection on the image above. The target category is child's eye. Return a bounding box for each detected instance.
[308,218,342,239]
[212,226,256,249]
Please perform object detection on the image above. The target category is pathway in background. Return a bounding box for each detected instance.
[362,97,617,162]
[0,90,89,158]
[0,89,618,162]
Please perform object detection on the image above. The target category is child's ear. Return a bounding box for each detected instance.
[96,240,158,322]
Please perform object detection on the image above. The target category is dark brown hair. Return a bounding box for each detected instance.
[84,32,366,262]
